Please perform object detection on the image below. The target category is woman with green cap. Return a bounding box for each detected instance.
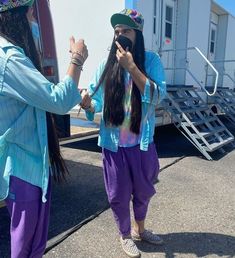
[81,8,166,258]
[0,0,88,257]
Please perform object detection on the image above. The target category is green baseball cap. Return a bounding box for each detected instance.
[0,0,35,12]
[111,9,144,31]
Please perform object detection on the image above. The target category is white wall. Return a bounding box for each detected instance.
[49,0,125,88]
[225,15,235,60]
[174,0,190,85]
[186,0,211,89]
[224,15,235,88]
[49,0,235,91]
[215,15,228,62]
[215,14,228,86]
[135,0,155,51]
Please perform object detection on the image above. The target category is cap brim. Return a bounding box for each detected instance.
[26,0,35,7]
[111,13,138,30]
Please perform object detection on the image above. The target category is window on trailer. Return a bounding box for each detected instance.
[153,0,157,34]
[210,29,216,54]
[165,5,173,39]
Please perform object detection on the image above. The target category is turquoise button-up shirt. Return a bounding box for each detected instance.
[86,51,166,152]
[0,37,81,202]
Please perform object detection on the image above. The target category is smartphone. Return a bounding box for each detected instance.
[116,35,133,51]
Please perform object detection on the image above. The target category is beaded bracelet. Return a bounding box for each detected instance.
[71,58,83,71]
[71,52,85,64]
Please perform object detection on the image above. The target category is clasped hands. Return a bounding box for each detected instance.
[80,89,92,110]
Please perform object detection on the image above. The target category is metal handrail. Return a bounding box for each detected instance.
[163,67,206,91]
[211,59,235,64]
[207,72,235,86]
[159,47,218,96]
[209,59,235,87]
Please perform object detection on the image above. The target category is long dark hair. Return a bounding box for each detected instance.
[0,6,68,182]
[93,30,146,134]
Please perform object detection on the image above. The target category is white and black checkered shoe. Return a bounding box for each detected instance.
[132,229,164,245]
[120,236,141,258]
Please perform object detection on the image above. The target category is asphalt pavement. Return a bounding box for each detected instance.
[0,123,235,258]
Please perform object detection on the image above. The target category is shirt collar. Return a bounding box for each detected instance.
[0,36,24,53]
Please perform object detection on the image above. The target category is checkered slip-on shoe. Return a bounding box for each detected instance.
[120,236,141,258]
[132,229,164,245]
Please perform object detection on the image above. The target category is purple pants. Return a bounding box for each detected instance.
[5,176,51,258]
[102,143,159,237]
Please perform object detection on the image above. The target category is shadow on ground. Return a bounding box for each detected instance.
[62,125,201,158]
[62,119,235,161]
[136,232,235,258]
[0,160,108,258]
[1,117,235,257]
[154,118,235,161]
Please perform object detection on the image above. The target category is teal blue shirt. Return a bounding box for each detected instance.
[86,51,166,152]
[0,37,81,202]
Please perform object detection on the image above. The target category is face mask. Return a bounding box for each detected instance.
[30,21,41,52]
[30,21,40,40]
[116,35,133,51]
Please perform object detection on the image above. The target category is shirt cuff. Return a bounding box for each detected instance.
[141,78,155,104]
[62,75,82,103]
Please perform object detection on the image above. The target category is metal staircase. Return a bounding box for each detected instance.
[163,85,234,160]
[208,87,235,125]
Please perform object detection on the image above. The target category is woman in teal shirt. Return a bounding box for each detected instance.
[0,0,88,257]
[82,9,166,258]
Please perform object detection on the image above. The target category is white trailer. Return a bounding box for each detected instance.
[50,0,235,160]
[49,0,126,88]
[133,0,235,89]
[50,0,235,109]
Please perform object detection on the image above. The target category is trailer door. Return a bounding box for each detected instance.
[207,22,218,87]
[161,0,176,84]
[152,0,161,52]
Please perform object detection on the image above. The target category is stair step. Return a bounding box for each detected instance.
[183,117,216,126]
[171,97,201,103]
[218,95,235,100]
[167,86,196,91]
[206,86,230,90]
[170,105,209,114]
[226,103,235,107]
[217,103,235,113]
[164,85,234,160]
[212,95,221,99]
[192,126,226,138]
[181,106,209,113]
[205,137,234,152]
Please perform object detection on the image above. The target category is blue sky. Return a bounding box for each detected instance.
[214,0,235,16]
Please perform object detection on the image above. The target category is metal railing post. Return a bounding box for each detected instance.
[159,47,219,96]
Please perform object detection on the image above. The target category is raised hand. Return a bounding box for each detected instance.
[70,37,88,65]
[115,41,136,72]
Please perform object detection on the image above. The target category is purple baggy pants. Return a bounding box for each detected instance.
[5,176,51,258]
[102,143,159,237]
